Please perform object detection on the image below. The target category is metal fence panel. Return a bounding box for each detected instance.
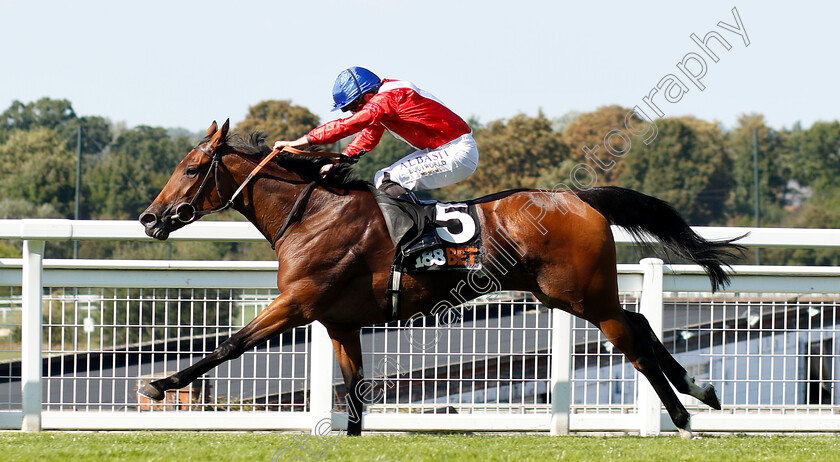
[2,220,840,433]
[355,292,553,417]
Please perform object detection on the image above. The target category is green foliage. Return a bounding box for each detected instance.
[350,131,413,185]
[0,96,838,265]
[0,241,20,258]
[561,105,633,184]
[2,98,76,131]
[725,114,788,219]
[85,126,192,220]
[615,118,733,225]
[0,98,111,154]
[448,112,569,201]
[234,100,320,141]
[0,128,76,216]
[786,120,840,191]
[550,110,583,133]
[64,116,113,155]
[0,198,63,219]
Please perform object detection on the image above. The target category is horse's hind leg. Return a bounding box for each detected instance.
[138,292,307,401]
[535,290,694,437]
[596,310,694,438]
[624,310,721,410]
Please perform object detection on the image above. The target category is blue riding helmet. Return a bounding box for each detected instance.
[332,67,381,111]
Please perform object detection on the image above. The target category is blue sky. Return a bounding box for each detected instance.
[1,1,833,133]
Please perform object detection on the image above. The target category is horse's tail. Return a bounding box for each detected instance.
[575,186,746,292]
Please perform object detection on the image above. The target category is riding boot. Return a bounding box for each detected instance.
[378,179,419,204]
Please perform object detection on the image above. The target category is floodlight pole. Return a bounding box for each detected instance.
[753,129,760,265]
[74,126,82,259]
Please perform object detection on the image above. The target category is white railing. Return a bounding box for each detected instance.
[0,219,839,435]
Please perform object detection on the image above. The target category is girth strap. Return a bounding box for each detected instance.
[386,263,403,322]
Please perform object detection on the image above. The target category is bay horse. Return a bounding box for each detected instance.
[139,120,743,438]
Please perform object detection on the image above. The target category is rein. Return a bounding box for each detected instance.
[279,145,343,160]
[170,144,341,235]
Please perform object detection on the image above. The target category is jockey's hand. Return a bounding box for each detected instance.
[273,140,293,151]
[273,135,310,151]
[319,163,334,177]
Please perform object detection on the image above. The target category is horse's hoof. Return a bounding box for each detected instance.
[678,427,694,440]
[137,381,166,401]
[346,421,362,437]
[701,384,721,410]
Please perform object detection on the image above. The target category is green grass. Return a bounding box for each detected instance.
[1,432,839,461]
[0,350,20,361]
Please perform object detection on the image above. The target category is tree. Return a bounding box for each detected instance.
[0,98,112,155]
[85,126,192,220]
[350,131,413,186]
[725,114,788,221]
[785,120,840,192]
[616,117,733,225]
[81,126,273,261]
[64,116,113,155]
[234,100,320,141]
[2,98,76,132]
[0,128,76,217]
[0,198,62,219]
[447,112,569,201]
[550,110,583,133]
[561,105,633,184]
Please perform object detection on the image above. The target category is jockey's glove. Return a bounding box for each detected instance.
[339,151,364,164]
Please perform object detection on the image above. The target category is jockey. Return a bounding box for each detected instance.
[273,67,479,201]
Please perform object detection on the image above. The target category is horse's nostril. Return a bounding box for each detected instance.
[140,212,158,226]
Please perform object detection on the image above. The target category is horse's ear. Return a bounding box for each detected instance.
[209,118,230,148]
[205,121,218,137]
[220,118,230,138]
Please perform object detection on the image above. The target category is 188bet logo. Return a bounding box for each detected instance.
[414,248,446,268]
[414,247,479,269]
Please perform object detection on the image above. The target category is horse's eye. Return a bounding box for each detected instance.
[185,166,199,178]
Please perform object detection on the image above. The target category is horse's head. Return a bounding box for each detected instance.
[140,119,233,240]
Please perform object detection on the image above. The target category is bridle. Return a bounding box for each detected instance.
[169,143,342,245]
[169,144,234,224]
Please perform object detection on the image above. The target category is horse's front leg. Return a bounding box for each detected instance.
[326,328,365,436]
[138,291,307,401]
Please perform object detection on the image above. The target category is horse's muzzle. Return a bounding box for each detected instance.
[139,210,171,240]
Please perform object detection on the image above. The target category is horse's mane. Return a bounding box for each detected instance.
[208,131,370,190]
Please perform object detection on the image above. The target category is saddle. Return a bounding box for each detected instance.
[369,187,483,271]
[368,187,435,254]
[369,186,484,321]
